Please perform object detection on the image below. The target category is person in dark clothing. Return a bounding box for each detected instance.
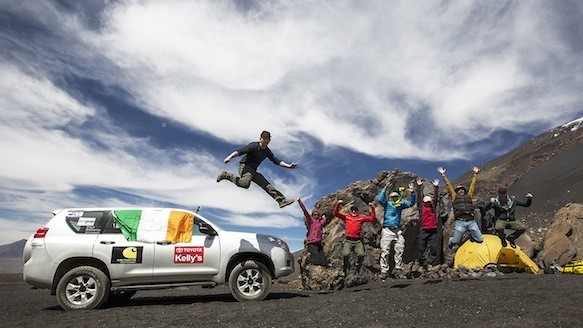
[333,200,376,276]
[298,198,328,266]
[416,177,440,267]
[217,131,296,208]
[484,188,533,248]
[438,166,483,248]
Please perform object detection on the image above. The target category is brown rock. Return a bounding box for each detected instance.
[537,203,583,267]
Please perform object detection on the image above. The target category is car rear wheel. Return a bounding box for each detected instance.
[56,266,110,311]
[228,260,272,302]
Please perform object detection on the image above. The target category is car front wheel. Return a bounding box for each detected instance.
[56,266,110,311]
[228,260,272,302]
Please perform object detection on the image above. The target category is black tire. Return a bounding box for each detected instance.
[107,290,137,304]
[228,260,272,302]
[56,266,110,311]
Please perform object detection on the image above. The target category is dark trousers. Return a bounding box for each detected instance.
[418,228,437,266]
[495,219,527,242]
[306,243,327,266]
[226,163,285,203]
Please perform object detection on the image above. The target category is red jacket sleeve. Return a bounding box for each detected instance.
[364,206,376,222]
[333,203,346,221]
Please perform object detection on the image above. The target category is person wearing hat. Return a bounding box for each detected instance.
[217,130,296,208]
[377,180,416,279]
[484,188,533,248]
[298,197,328,266]
[437,166,483,248]
[332,199,376,276]
[416,177,440,267]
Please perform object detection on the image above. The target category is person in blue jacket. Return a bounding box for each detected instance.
[377,180,416,279]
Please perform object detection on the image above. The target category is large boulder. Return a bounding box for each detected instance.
[537,203,583,268]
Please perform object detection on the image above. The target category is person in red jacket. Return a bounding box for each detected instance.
[298,197,328,266]
[333,200,376,275]
[416,177,440,267]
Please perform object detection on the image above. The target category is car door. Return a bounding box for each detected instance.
[92,211,154,285]
[152,215,221,282]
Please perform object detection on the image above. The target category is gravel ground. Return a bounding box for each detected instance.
[1,273,581,328]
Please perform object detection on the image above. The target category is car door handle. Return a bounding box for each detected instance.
[100,241,116,245]
[156,241,172,245]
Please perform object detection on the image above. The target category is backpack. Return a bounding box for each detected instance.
[562,260,583,274]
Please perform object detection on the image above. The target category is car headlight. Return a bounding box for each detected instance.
[267,236,289,252]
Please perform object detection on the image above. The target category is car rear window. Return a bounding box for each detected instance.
[65,210,112,234]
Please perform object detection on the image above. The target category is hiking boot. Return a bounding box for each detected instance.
[390,270,401,279]
[216,171,230,183]
[278,198,295,208]
[509,241,516,248]
[500,238,508,247]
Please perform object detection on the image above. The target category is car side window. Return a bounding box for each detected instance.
[102,211,123,234]
[65,211,111,234]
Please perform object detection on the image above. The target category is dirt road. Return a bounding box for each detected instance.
[1,273,581,327]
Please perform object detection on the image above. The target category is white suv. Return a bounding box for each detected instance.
[23,208,294,310]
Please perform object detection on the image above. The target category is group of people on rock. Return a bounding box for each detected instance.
[217,131,534,278]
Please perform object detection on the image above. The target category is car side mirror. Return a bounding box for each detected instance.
[199,222,217,236]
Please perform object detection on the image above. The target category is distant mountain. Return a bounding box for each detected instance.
[0,239,26,259]
[453,117,583,237]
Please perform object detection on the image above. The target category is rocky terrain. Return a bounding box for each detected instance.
[453,118,583,247]
[296,118,583,290]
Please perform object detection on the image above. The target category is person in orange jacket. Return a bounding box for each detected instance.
[333,200,376,276]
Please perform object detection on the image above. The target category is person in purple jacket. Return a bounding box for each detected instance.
[298,198,328,266]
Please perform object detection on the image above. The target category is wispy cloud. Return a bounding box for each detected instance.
[0,63,305,244]
[89,0,583,158]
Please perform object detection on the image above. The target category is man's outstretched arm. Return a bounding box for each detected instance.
[223,151,239,163]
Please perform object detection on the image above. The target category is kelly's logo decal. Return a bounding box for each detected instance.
[111,246,143,264]
[174,246,204,264]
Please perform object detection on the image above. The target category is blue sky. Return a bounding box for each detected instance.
[1,0,582,251]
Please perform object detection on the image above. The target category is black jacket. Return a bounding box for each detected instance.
[484,196,531,221]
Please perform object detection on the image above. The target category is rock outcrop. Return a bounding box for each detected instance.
[537,203,583,268]
[298,170,456,290]
[297,169,543,290]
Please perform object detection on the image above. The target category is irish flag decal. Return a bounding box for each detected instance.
[114,209,194,243]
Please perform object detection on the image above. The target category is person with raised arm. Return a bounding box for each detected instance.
[217,131,296,208]
[333,200,376,276]
[484,188,533,248]
[437,166,483,248]
[298,198,328,266]
[377,180,416,279]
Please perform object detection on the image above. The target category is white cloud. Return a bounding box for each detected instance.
[0,64,308,244]
[79,0,582,160]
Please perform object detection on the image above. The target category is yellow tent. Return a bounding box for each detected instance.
[454,234,539,274]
